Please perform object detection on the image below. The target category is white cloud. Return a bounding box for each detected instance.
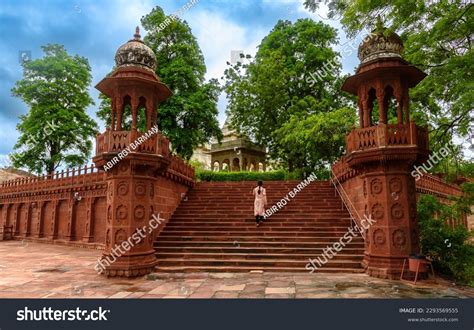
[189,9,266,81]
[188,9,268,125]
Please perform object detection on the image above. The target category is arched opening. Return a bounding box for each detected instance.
[136,96,147,132]
[232,158,240,171]
[222,159,230,171]
[367,88,377,127]
[213,161,220,172]
[250,161,257,172]
[243,158,248,171]
[383,86,399,124]
[117,95,132,130]
[258,162,264,172]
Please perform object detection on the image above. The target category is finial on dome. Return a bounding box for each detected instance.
[374,15,384,33]
[134,26,141,40]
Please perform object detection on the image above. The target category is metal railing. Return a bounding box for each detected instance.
[329,167,366,240]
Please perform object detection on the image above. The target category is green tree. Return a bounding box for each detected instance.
[97,6,222,160]
[417,190,474,285]
[304,0,474,149]
[274,107,356,174]
[11,44,97,175]
[223,19,353,171]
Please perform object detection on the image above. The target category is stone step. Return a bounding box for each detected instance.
[153,180,364,273]
[165,224,353,230]
[157,236,364,243]
[154,246,365,254]
[156,258,362,269]
[154,241,365,248]
[155,252,362,261]
[153,266,365,273]
[159,231,359,238]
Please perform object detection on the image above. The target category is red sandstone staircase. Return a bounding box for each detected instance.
[153,181,365,273]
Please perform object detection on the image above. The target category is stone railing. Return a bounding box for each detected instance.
[332,157,359,183]
[417,173,463,198]
[0,164,105,196]
[346,122,428,153]
[164,155,195,186]
[96,129,170,157]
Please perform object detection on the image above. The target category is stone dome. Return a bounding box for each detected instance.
[358,28,404,64]
[114,27,157,72]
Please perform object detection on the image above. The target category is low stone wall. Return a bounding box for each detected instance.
[0,157,194,247]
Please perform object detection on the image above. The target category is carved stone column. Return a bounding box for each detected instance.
[94,154,169,277]
[23,203,31,237]
[49,200,59,240]
[13,204,20,236]
[83,197,96,243]
[66,198,75,241]
[359,163,420,278]
[35,201,45,238]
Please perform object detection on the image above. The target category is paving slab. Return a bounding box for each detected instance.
[0,241,472,299]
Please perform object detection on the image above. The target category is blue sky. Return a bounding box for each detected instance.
[0,0,368,166]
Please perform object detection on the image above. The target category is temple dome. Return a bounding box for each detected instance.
[114,27,157,72]
[358,27,404,64]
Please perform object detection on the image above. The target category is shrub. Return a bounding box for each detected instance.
[417,192,474,286]
[195,168,331,182]
[196,170,286,182]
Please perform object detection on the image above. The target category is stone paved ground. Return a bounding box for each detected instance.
[0,241,472,299]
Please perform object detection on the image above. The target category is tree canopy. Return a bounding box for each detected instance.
[223,19,355,172]
[11,44,97,174]
[304,0,473,155]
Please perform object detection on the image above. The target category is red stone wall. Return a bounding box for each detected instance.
[153,176,189,236]
[0,160,194,248]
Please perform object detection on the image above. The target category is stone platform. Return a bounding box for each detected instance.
[0,241,472,299]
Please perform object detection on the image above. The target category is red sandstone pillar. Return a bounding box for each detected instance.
[362,168,419,278]
[93,152,169,277]
[83,197,96,243]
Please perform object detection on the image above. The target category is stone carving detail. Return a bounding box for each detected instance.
[135,182,146,196]
[107,182,113,202]
[373,229,386,246]
[370,178,383,195]
[115,42,157,72]
[106,229,111,246]
[358,32,404,64]
[117,181,129,196]
[371,203,384,220]
[119,162,128,173]
[134,205,145,221]
[392,229,406,249]
[116,205,128,222]
[390,203,404,219]
[389,177,402,193]
[107,205,112,224]
[115,229,127,245]
[150,182,154,197]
